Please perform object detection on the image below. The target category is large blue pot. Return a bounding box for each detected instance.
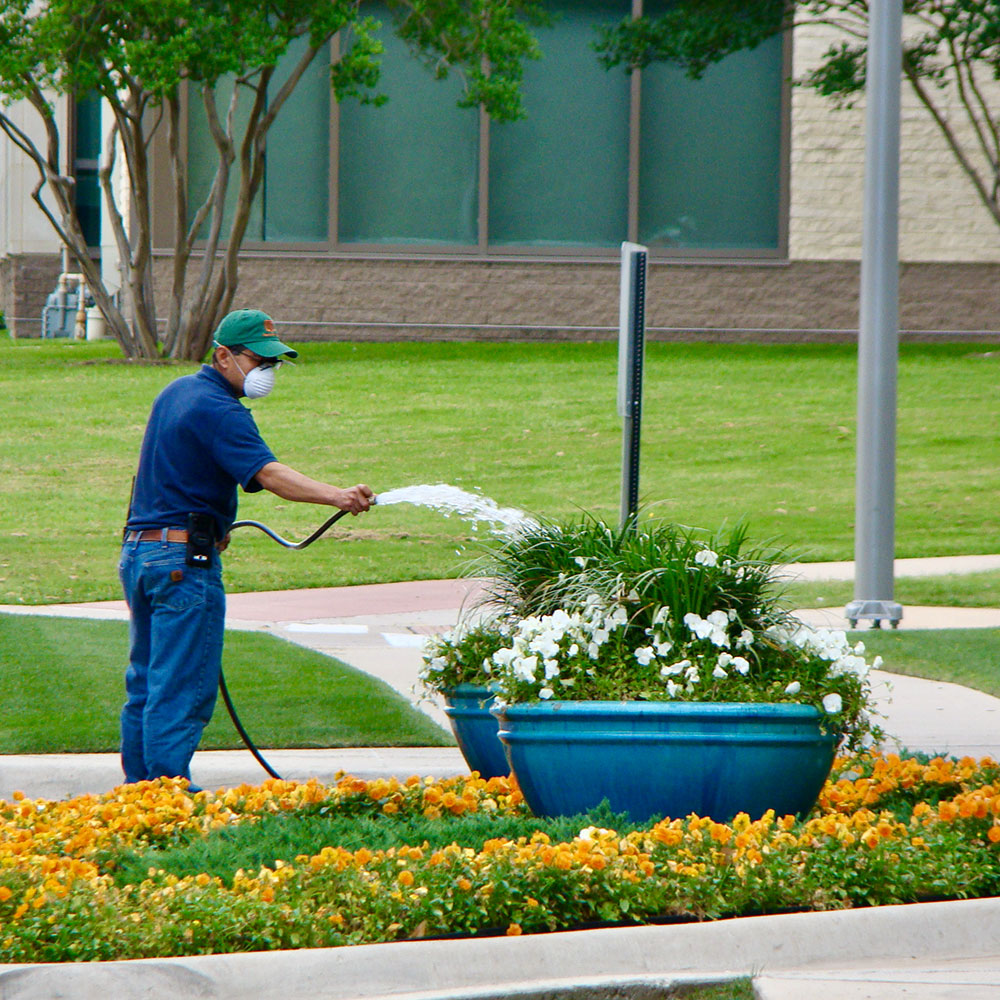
[443,685,509,779]
[492,700,838,822]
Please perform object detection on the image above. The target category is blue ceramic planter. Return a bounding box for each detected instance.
[443,685,509,779]
[492,700,838,822]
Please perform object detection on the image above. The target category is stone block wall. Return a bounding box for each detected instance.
[150,254,1000,341]
[0,254,62,337]
[790,20,1000,263]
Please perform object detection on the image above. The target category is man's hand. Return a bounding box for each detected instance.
[334,484,374,515]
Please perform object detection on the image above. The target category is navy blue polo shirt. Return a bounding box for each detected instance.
[126,365,277,539]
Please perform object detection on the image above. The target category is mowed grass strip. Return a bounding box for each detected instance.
[1,338,998,604]
[0,614,451,753]
[781,570,1000,611]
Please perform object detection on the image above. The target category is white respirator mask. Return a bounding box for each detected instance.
[220,344,279,399]
[241,361,277,399]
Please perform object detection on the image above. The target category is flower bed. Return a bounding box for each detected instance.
[2,753,1000,962]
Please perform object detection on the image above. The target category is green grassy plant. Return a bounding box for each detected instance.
[2,338,999,604]
[107,802,646,887]
[0,614,450,752]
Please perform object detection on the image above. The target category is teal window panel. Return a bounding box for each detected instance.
[338,4,479,245]
[189,75,264,242]
[187,37,329,243]
[488,0,631,247]
[264,36,330,242]
[638,32,783,250]
[74,93,102,248]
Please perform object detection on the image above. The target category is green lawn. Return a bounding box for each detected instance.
[781,569,1000,611]
[0,613,451,753]
[860,628,1000,700]
[1,337,999,605]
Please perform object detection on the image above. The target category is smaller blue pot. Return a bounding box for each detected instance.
[442,685,510,779]
[493,700,838,822]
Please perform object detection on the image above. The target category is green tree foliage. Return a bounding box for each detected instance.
[595,1,1000,234]
[0,0,542,359]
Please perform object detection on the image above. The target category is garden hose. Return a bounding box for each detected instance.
[220,506,354,780]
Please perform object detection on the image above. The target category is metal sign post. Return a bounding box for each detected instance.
[845,0,904,630]
[618,241,648,530]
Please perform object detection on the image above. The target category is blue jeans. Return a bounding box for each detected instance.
[119,534,226,787]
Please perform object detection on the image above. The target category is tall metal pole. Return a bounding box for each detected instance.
[845,0,904,629]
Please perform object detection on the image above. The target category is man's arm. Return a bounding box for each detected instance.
[255,462,374,514]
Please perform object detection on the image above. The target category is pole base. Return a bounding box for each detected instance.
[844,599,903,630]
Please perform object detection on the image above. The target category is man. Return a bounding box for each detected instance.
[120,309,373,788]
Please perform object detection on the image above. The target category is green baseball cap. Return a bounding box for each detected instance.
[213,309,298,359]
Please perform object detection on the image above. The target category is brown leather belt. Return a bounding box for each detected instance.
[125,528,227,550]
[125,528,190,543]
[125,528,187,545]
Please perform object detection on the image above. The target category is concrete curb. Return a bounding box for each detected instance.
[2,898,999,999]
[0,748,468,802]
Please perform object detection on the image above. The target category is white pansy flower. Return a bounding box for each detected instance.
[660,659,690,677]
[822,692,843,714]
[539,687,555,700]
[578,826,614,842]
[655,640,674,657]
[513,655,538,681]
[712,664,728,679]
[544,658,560,679]
[731,656,751,675]
[587,642,601,659]
[530,635,560,659]
[694,548,719,567]
[736,629,755,650]
[784,681,801,695]
[666,680,681,697]
[634,646,655,666]
[652,606,671,626]
[684,613,712,639]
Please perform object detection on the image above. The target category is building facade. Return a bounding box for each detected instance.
[2,8,998,340]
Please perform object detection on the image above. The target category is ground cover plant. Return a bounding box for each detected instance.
[1,752,999,962]
[2,337,998,604]
[0,614,450,753]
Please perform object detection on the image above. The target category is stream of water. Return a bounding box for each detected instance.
[375,484,536,537]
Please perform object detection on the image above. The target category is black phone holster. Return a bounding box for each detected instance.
[186,512,216,567]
